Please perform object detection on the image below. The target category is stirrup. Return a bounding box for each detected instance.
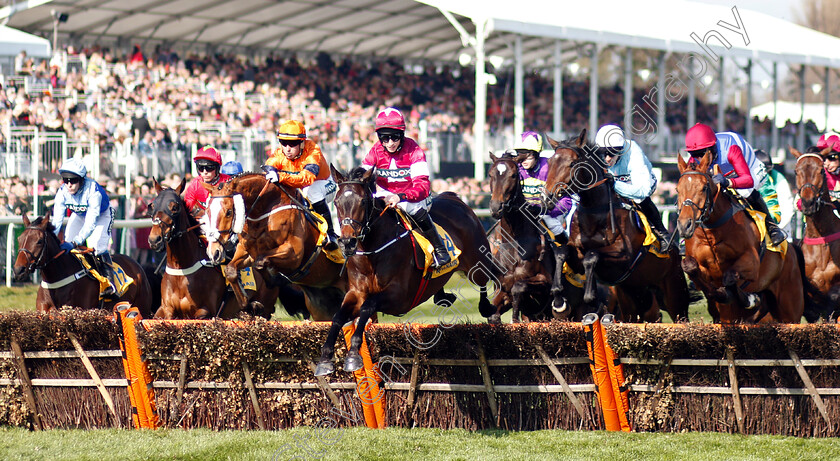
[768,227,787,246]
[432,249,451,268]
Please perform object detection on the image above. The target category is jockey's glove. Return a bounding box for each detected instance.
[712,174,730,188]
[60,241,75,252]
[261,165,280,183]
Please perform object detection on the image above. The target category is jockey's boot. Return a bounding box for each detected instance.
[414,209,451,268]
[312,200,338,251]
[97,252,118,299]
[639,196,673,250]
[746,191,787,246]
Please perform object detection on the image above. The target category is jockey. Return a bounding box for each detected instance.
[594,124,671,249]
[513,131,574,240]
[51,158,118,297]
[261,120,338,249]
[817,131,840,202]
[184,145,231,217]
[362,107,451,267]
[754,149,794,233]
[684,123,786,246]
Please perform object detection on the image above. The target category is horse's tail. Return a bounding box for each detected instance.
[791,241,829,322]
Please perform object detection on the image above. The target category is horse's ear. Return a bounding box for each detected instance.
[699,150,713,172]
[176,178,186,195]
[153,177,163,194]
[546,135,560,150]
[201,181,214,193]
[21,213,30,227]
[575,129,587,147]
[362,167,377,183]
[677,152,688,173]
[330,164,346,183]
[789,146,802,159]
[820,146,832,157]
[42,208,51,224]
[489,152,498,164]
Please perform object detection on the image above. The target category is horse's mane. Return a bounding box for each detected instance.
[30,216,56,233]
[348,166,369,181]
[557,136,598,157]
[685,160,704,172]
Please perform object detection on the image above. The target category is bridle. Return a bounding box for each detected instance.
[17,226,57,274]
[679,170,717,226]
[493,159,526,217]
[150,190,198,245]
[337,180,380,251]
[796,153,830,214]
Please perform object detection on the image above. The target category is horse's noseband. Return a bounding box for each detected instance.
[680,171,714,225]
[17,226,50,273]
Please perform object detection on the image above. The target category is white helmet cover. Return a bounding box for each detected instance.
[595,125,629,150]
[58,157,88,178]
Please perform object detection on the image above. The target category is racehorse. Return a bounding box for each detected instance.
[14,211,153,317]
[201,173,346,321]
[791,146,840,321]
[487,151,592,321]
[676,151,803,323]
[147,179,293,319]
[315,166,498,375]
[544,130,689,322]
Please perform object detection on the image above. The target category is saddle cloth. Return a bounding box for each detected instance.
[73,252,134,299]
[395,208,460,279]
[744,208,788,258]
[632,208,670,259]
[220,265,258,292]
[311,208,346,265]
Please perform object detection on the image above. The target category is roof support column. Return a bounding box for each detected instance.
[745,59,753,144]
[717,57,725,132]
[473,18,487,180]
[657,52,667,156]
[553,41,563,138]
[798,66,806,151]
[623,48,632,134]
[772,62,779,156]
[825,67,830,131]
[514,35,524,137]
[688,58,696,128]
[589,45,600,137]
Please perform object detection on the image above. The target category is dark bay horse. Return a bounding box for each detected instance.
[792,146,840,321]
[676,151,803,323]
[544,130,689,322]
[487,152,592,321]
[13,212,153,316]
[148,179,292,319]
[315,166,498,375]
[201,173,346,321]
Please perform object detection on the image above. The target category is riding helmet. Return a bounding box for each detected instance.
[685,123,717,152]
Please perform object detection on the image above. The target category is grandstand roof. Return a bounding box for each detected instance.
[5,0,840,68]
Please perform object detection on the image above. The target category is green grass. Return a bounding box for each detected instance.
[0,427,836,461]
[0,274,713,324]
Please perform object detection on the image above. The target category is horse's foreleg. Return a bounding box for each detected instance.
[510,281,528,323]
[582,251,599,305]
[551,244,570,310]
[682,256,728,303]
[222,245,254,312]
[315,292,361,376]
[344,295,378,373]
[722,269,758,310]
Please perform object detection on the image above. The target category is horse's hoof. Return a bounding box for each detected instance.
[250,301,264,316]
[553,299,568,314]
[344,352,363,372]
[488,314,502,325]
[314,361,334,376]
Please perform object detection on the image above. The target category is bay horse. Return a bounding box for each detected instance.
[13,211,153,317]
[676,151,803,323]
[147,179,297,319]
[315,166,498,375]
[487,151,593,321]
[791,146,840,321]
[201,173,346,321]
[543,130,689,322]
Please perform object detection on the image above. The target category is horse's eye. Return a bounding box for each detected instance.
[225,210,232,217]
